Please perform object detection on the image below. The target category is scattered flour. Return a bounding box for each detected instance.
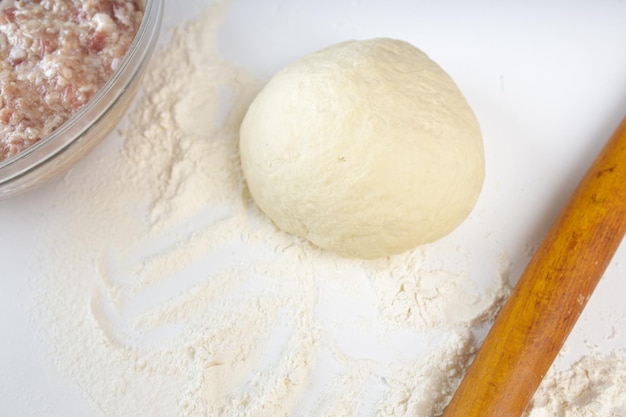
[525,351,626,417]
[25,2,624,417]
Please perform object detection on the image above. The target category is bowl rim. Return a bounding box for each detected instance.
[0,0,164,185]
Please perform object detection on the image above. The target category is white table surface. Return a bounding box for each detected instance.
[2,0,626,415]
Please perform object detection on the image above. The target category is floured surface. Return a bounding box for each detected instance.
[525,351,626,417]
[26,4,510,416]
[1,1,626,416]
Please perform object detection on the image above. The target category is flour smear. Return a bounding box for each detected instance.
[26,2,622,417]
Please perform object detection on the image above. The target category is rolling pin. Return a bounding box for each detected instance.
[442,114,626,417]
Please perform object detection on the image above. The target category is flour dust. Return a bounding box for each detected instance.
[26,3,559,417]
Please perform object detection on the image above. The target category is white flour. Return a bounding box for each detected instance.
[525,351,626,417]
[26,2,623,417]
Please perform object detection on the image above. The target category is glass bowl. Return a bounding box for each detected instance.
[0,0,164,199]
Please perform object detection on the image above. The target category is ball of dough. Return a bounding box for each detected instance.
[239,38,484,259]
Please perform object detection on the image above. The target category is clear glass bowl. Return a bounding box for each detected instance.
[0,0,164,199]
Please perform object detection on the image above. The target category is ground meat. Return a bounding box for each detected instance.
[0,0,143,162]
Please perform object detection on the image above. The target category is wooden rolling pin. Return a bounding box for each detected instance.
[442,115,626,417]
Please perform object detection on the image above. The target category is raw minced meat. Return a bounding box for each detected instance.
[0,0,143,162]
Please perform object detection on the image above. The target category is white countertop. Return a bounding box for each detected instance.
[2,0,626,415]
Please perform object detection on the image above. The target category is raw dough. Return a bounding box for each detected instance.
[239,38,484,259]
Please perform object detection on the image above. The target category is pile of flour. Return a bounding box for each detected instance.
[525,351,626,416]
[27,2,624,417]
